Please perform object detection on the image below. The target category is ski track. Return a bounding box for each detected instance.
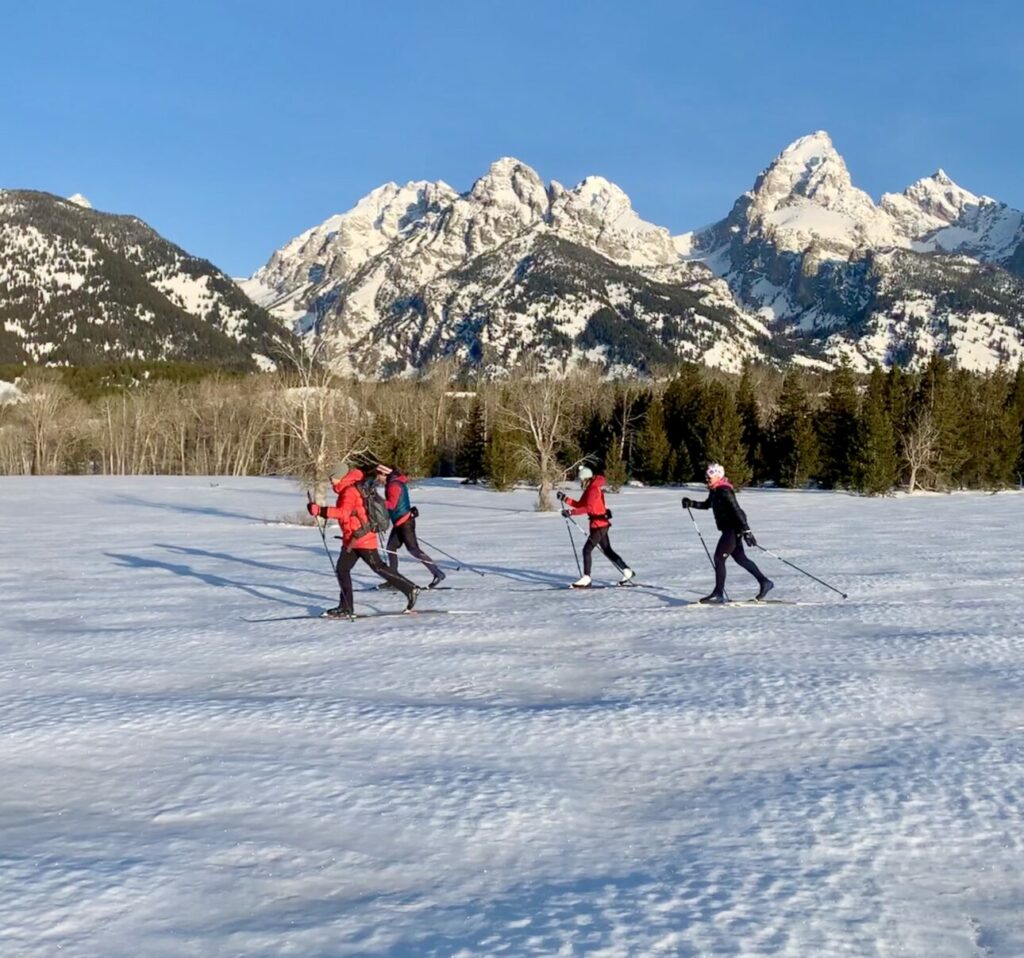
[1,477,1022,957]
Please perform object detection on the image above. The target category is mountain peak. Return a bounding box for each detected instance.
[67,193,92,209]
[467,157,549,221]
[755,130,852,202]
[779,130,837,160]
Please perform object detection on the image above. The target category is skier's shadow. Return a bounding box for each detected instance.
[104,552,323,610]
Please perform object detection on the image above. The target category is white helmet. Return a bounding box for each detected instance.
[705,462,725,483]
[578,466,594,481]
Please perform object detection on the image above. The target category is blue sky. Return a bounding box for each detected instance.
[3,0,1023,276]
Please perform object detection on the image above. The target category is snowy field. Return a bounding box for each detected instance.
[1,477,1023,957]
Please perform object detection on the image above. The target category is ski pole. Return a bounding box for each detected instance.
[565,514,582,577]
[686,506,728,601]
[416,535,487,577]
[754,544,848,599]
[307,490,335,571]
[335,536,470,572]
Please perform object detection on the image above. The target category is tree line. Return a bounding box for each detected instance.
[2,353,1022,502]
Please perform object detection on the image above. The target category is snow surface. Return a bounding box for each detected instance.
[2,477,1023,956]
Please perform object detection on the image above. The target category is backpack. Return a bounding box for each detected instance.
[357,480,391,534]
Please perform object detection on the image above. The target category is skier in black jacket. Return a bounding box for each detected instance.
[681,462,773,603]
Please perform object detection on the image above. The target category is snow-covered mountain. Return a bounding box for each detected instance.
[680,131,1024,370]
[245,159,768,375]
[247,140,1024,375]
[0,190,298,368]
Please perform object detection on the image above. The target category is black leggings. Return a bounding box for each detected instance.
[387,517,442,579]
[582,527,627,576]
[714,530,766,594]
[336,548,416,613]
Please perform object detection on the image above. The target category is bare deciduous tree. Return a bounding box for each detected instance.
[901,409,940,494]
[264,341,370,496]
[503,364,582,511]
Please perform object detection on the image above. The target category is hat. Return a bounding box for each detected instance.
[375,463,393,477]
[578,466,594,481]
[705,462,725,483]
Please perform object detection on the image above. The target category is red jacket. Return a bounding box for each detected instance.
[566,475,610,529]
[323,468,377,550]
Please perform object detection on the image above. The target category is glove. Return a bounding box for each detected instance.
[681,497,694,509]
[742,531,757,547]
[556,490,567,502]
[560,509,572,518]
[410,506,420,518]
[307,502,324,518]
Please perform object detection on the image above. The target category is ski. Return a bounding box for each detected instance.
[243,609,481,623]
[682,598,804,608]
[324,609,481,619]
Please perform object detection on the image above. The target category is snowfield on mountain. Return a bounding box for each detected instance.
[2,477,1023,956]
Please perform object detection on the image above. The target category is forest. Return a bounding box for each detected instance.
[1,353,1022,505]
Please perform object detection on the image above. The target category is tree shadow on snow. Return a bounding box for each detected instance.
[104,552,325,610]
[155,543,332,578]
[102,493,265,524]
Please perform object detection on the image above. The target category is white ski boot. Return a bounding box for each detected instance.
[570,574,592,589]
[618,568,636,585]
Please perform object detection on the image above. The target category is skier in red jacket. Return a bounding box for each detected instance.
[377,464,446,589]
[558,466,635,588]
[307,468,419,618]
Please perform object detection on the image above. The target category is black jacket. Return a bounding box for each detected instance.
[691,484,749,533]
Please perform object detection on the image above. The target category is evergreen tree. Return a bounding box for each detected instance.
[885,364,915,485]
[818,361,860,489]
[914,354,969,488]
[632,395,670,483]
[736,365,763,483]
[703,380,751,487]
[604,440,628,491]
[1008,362,1024,484]
[456,397,487,483]
[960,371,1020,489]
[662,365,704,482]
[768,371,818,487]
[858,366,898,494]
[484,404,520,491]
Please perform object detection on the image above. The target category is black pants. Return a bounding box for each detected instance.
[336,548,416,613]
[583,527,627,576]
[713,530,766,595]
[387,517,442,579]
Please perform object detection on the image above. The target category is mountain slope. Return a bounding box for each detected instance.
[679,132,1024,370]
[0,190,298,367]
[246,159,771,374]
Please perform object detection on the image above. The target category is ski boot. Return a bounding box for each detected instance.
[698,592,726,605]
[755,579,774,601]
[376,581,398,591]
[322,605,355,620]
[570,575,592,589]
[405,587,420,613]
[428,571,447,589]
[618,568,636,586]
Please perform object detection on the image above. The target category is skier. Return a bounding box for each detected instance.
[558,466,635,588]
[376,463,446,589]
[681,462,773,604]
[307,468,419,618]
